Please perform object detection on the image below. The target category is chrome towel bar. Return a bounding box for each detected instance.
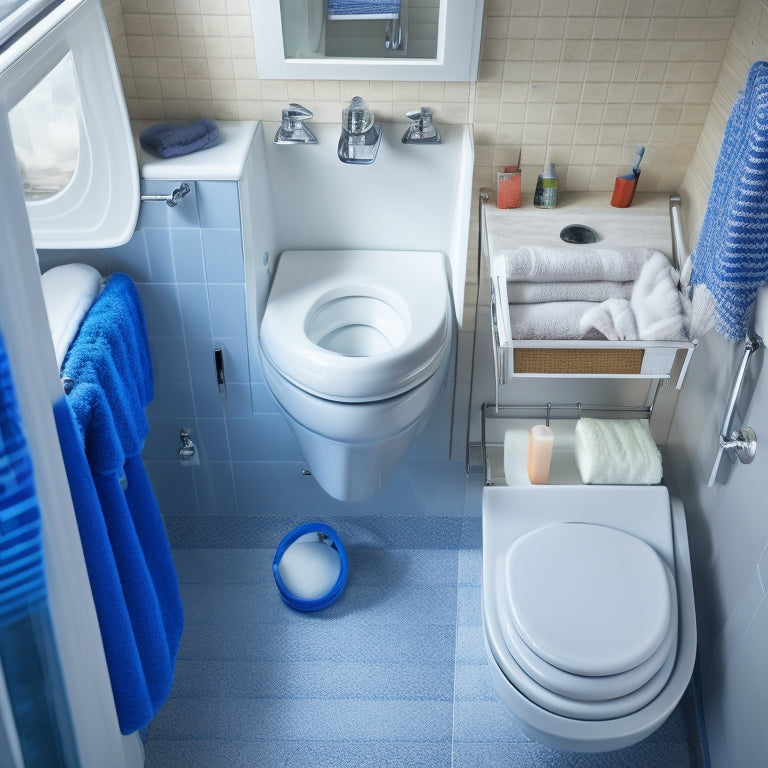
[708,333,762,486]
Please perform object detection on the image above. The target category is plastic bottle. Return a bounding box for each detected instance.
[533,162,557,209]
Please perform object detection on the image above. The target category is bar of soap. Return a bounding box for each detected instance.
[527,425,554,484]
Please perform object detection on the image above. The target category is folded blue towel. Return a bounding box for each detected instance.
[691,61,768,339]
[58,274,183,734]
[328,0,400,18]
[140,119,219,158]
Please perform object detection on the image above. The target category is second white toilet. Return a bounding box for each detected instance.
[259,249,454,502]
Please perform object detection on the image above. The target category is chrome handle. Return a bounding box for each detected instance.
[720,427,757,464]
[282,103,313,128]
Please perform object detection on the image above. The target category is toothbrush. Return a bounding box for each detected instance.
[632,145,645,175]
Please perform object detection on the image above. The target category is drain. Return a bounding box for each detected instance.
[560,225,599,244]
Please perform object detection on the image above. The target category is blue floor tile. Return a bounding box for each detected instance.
[146,514,704,768]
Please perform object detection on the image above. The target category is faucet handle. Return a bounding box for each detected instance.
[403,106,442,144]
[275,103,317,144]
[282,103,313,129]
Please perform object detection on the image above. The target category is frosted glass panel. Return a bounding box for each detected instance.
[8,53,80,201]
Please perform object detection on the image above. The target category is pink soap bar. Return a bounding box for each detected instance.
[527,425,554,484]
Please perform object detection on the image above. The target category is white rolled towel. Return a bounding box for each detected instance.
[509,301,605,340]
[574,418,662,485]
[41,263,104,368]
[496,247,661,283]
[506,280,634,304]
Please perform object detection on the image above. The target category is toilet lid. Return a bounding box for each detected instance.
[496,560,678,701]
[259,250,452,401]
[505,523,672,677]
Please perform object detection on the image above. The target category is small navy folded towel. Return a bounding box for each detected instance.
[140,119,219,158]
[56,273,183,734]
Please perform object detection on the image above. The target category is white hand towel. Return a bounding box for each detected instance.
[578,254,690,341]
[509,301,604,340]
[574,418,662,485]
[506,280,634,304]
[41,263,104,368]
[630,251,689,340]
[498,246,661,283]
[579,297,639,341]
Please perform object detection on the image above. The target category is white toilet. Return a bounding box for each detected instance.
[482,484,697,753]
[259,249,454,502]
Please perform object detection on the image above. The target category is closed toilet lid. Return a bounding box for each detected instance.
[259,250,452,401]
[505,523,672,677]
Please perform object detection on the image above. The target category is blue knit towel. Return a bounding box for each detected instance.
[0,330,46,628]
[328,0,400,18]
[57,274,183,734]
[691,61,768,339]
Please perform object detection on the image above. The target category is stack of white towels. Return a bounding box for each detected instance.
[493,246,689,341]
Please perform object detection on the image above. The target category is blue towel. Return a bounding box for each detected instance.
[0,329,46,628]
[691,61,768,339]
[57,273,183,734]
[140,119,219,158]
[328,0,400,18]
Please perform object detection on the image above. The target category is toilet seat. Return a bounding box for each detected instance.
[488,522,677,720]
[259,250,452,402]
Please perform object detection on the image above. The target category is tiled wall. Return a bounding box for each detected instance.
[39,179,464,517]
[102,0,738,197]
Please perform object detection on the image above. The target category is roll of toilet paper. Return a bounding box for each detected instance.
[574,418,662,485]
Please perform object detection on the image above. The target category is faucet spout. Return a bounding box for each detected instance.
[338,96,382,164]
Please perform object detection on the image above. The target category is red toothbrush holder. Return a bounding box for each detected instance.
[610,171,640,208]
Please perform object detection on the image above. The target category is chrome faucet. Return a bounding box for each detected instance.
[274,103,317,144]
[402,106,442,144]
[338,96,382,164]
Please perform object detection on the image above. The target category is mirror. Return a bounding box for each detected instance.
[250,0,484,81]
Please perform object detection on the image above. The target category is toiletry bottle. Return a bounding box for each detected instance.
[533,163,557,209]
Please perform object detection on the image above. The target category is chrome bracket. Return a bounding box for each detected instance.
[140,182,191,207]
[720,426,757,465]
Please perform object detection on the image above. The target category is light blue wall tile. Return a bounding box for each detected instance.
[221,382,253,417]
[145,227,175,283]
[251,382,279,414]
[232,462,306,515]
[172,228,206,283]
[226,414,301,462]
[196,417,230,462]
[106,232,151,283]
[137,283,184,337]
[148,378,196,419]
[178,284,213,339]
[145,461,198,516]
[149,337,190,383]
[202,229,245,283]
[197,181,241,229]
[208,284,247,338]
[193,461,238,516]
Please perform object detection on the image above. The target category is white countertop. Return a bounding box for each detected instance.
[132,120,259,181]
[483,192,674,256]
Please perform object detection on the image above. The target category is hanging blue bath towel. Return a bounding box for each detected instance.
[691,60,768,339]
[55,273,183,734]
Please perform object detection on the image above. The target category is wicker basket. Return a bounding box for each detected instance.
[512,347,644,375]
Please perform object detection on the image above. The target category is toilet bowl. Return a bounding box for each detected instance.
[482,484,696,753]
[259,249,454,502]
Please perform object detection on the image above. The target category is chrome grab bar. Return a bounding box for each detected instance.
[709,333,762,485]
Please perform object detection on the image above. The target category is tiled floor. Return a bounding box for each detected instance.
[145,514,704,768]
